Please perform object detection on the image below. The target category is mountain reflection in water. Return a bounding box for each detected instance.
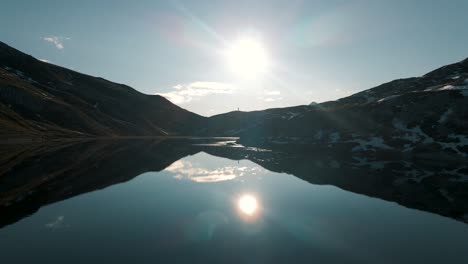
[0,138,468,263]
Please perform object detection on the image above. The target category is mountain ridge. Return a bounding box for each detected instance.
[1,41,468,161]
[0,41,204,138]
[198,56,468,159]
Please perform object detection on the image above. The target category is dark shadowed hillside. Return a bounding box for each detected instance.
[1,40,467,161]
[0,41,205,139]
[199,57,468,159]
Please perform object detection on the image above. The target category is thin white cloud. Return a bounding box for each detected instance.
[259,96,283,102]
[43,36,70,50]
[264,90,281,96]
[157,81,236,104]
[39,58,52,63]
[258,90,282,102]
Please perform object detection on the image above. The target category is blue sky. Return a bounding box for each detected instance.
[2,0,468,116]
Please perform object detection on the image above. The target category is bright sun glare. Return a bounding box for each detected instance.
[226,38,269,77]
[238,194,258,215]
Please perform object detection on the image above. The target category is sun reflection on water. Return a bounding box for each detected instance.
[238,195,257,215]
[237,194,260,219]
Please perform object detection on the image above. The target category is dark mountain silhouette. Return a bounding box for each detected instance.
[1,139,467,229]
[198,57,468,159]
[1,42,467,228]
[1,41,467,160]
[0,41,204,139]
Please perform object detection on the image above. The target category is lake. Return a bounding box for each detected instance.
[0,139,467,263]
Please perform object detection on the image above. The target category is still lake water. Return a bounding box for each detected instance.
[0,141,468,263]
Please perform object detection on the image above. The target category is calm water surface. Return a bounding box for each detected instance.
[1,149,468,263]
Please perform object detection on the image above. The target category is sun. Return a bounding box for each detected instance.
[226,37,269,77]
[238,194,258,215]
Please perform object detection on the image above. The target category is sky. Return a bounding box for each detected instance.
[1,0,468,116]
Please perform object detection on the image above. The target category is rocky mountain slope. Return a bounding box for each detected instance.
[0,41,204,138]
[203,58,468,159]
[1,40,467,160]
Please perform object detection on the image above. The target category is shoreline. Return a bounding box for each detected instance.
[0,136,239,145]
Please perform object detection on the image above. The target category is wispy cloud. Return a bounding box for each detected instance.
[39,58,52,63]
[262,97,283,102]
[264,90,281,96]
[259,90,282,102]
[42,36,70,50]
[157,81,236,104]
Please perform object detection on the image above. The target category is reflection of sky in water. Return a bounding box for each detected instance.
[45,216,68,230]
[165,154,264,182]
[1,152,468,263]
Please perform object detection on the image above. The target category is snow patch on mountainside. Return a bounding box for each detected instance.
[424,79,468,94]
[282,112,301,120]
[329,132,340,143]
[350,137,393,152]
[439,85,468,91]
[439,189,455,203]
[437,81,468,97]
[378,94,400,103]
[438,134,468,157]
[392,119,434,144]
[314,130,323,140]
[438,108,453,124]
[424,84,444,91]
[444,167,468,182]
[393,168,434,184]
